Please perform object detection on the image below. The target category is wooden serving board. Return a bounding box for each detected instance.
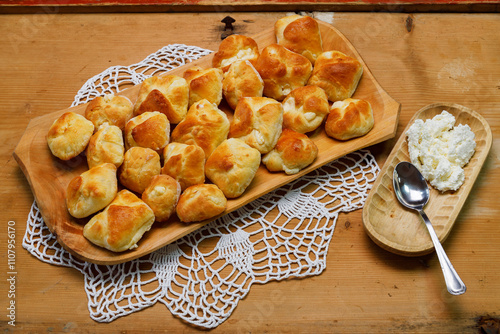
[363,103,492,257]
[13,20,400,265]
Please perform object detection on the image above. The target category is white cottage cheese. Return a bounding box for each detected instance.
[406,110,476,192]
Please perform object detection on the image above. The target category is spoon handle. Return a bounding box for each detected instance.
[419,210,467,295]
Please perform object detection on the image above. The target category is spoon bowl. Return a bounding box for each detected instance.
[393,161,430,210]
[393,162,466,295]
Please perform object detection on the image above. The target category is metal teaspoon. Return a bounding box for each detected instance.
[393,161,466,295]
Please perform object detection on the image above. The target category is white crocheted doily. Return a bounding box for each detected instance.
[23,44,380,329]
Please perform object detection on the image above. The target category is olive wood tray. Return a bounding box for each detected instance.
[363,103,492,257]
[14,20,400,264]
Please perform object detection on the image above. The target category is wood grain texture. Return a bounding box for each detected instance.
[12,20,400,264]
[2,0,500,14]
[1,12,500,333]
[363,103,492,256]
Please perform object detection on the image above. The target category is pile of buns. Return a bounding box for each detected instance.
[46,15,374,253]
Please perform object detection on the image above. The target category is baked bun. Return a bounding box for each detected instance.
[183,66,223,107]
[262,129,318,175]
[47,112,95,161]
[124,111,170,152]
[325,98,374,140]
[85,94,133,130]
[119,147,161,194]
[171,99,230,158]
[83,189,155,252]
[205,138,261,198]
[275,15,323,65]
[223,60,264,110]
[176,184,227,223]
[66,163,118,218]
[212,34,260,72]
[86,124,125,169]
[307,51,363,102]
[282,85,330,133]
[133,75,189,124]
[141,174,181,222]
[229,97,283,154]
[255,44,312,101]
[162,142,205,191]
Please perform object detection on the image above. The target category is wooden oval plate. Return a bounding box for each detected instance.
[14,20,400,264]
[363,103,492,257]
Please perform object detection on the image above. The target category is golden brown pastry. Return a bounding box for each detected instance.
[282,85,330,133]
[171,99,230,158]
[124,111,170,152]
[307,51,363,102]
[83,189,155,252]
[325,98,374,140]
[47,112,95,161]
[176,184,227,223]
[141,174,181,223]
[66,163,118,218]
[183,66,224,107]
[254,43,312,101]
[133,75,189,124]
[229,97,283,154]
[275,15,323,65]
[205,138,261,198]
[223,60,264,110]
[162,142,205,191]
[212,34,260,72]
[84,94,133,130]
[262,129,318,175]
[86,124,125,169]
[119,147,161,194]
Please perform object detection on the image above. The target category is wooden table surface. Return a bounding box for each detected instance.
[1,11,499,333]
